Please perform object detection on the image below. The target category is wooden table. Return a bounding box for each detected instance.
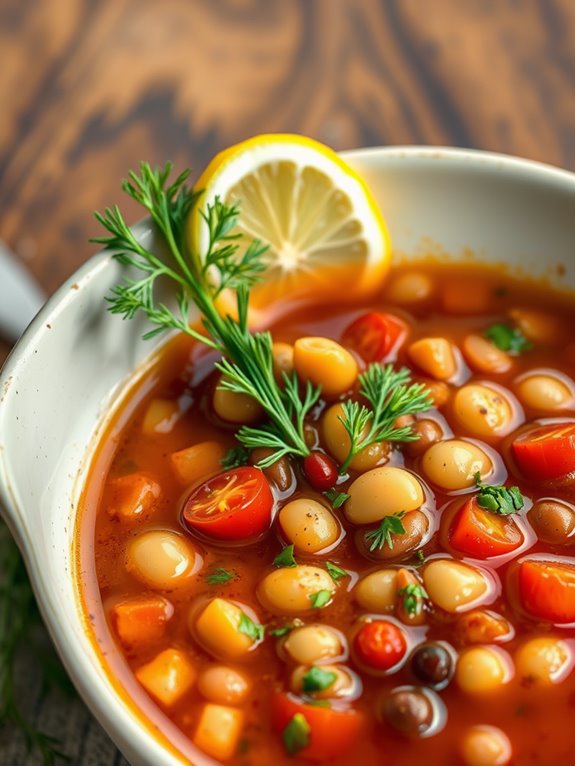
[1,0,575,761]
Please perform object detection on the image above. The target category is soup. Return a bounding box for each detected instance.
[79,261,575,766]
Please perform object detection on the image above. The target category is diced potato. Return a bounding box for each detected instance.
[170,441,226,485]
[193,598,257,660]
[111,595,173,649]
[142,397,181,435]
[407,337,456,381]
[107,472,161,521]
[135,648,196,708]
[194,703,243,761]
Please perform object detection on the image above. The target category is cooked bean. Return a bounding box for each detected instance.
[379,687,435,737]
[528,500,575,545]
[462,334,512,374]
[249,448,294,492]
[515,637,572,686]
[385,271,434,304]
[357,510,429,562]
[272,342,294,383]
[420,379,451,407]
[408,337,456,381]
[322,402,389,472]
[197,665,252,705]
[257,566,336,615]
[410,642,454,689]
[516,373,573,411]
[460,725,512,766]
[345,467,424,525]
[508,308,563,344]
[293,337,358,397]
[395,568,427,626]
[282,624,345,665]
[453,384,514,438]
[279,498,339,553]
[423,559,488,613]
[405,419,443,458]
[289,663,354,699]
[422,439,492,491]
[456,646,510,694]
[213,381,263,424]
[354,569,398,613]
[126,531,202,589]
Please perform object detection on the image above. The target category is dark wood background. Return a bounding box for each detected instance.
[1,0,575,761]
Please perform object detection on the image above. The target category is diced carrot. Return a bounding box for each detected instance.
[442,279,490,315]
[136,648,196,708]
[193,703,243,761]
[408,338,456,381]
[110,595,173,649]
[194,598,255,660]
[107,472,161,520]
[142,397,181,435]
[170,441,226,486]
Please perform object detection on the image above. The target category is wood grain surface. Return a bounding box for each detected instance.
[1,0,575,762]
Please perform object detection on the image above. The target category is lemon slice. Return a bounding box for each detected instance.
[190,134,391,322]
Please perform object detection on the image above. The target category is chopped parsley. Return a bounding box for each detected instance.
[283,713,310,756]
[238,612,265,642]
[269,625,293,638]
[414,549,426,564]
[323,488,350,509]
[302,666,338,693]
[220,446,250,470]
[364,511,406,551]
[309,590,332,609]
[325,561,348,581]
[399,583,428,615]
[484,323,532,354]
[205,567,235,585]
[273,544,297,568]
[474,473,524,515]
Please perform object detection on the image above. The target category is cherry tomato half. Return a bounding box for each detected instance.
[353,620,407,672]
[512,422,575,481]
[518,558,575,624]
[449,497,524,558]
[341,312,406,363]
[272,693,364,760]
[182,466,273,542]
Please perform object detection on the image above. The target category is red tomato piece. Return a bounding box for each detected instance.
[519,558,575,623]
[272,693,363,760]
[341,312,406,363]
[512,423,575,481]
[353,620,407,671]
[449,497,524,558]
[181,466,273,542]
[303,451,338,491]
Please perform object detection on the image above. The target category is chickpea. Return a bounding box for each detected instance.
[385,271,434,304]
[528,499,575,545]
[249,448,294,493]
[344,467,424,525]
[279,498,339,553]
[322,403,388,472]
[257,566,336,615]
[407,338,456,381]
[423,559,489,613]
[126,530,201,589]
[453,384,515,438]
[197,665,252,705]
[293,337,358,397]
[354,569,398,612]
[357,511,429,562]
[282,624,345,665]
[455,646,511,694]
[462,334,512,375]
[460,725,512,766]
[515,637,572,686]
[272,342,294,383]
[404,419,443,458]
[289,664,355,699]
[508,308,563,344]
[422,439,492,491]
[516,373,573,411]
[213,380,263,424]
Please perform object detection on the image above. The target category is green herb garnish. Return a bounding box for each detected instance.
[364,511,406,551]
[338,365,432,473]
[238,612,265,642]
[474,473,524,515]
[205,567,235,585]
[325,561,348,581]
[221,446,250,469]
[273,545,297,568]
[269,625,292,637]
[283,713,310,756]
[323,488,350,509]
[399,583,428,615]
[302,666,338,693]
[484,323,532,354]
[309,590,332,609]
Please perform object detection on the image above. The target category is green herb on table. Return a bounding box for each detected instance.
[399,583,428,615]
[302,667,338,693]
[474,473,524,515]
[365,511,406,552]
[273,545,297,568]
[309,590,332,609]
[283,712,310,756]
[238,612,265,642]
[323,488,350,509]
[484,323,532,354]
[205,567,235,585]
[325,561,348,581]
[220,446,250,470]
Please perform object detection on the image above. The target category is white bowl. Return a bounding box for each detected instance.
[1,147,575,766]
